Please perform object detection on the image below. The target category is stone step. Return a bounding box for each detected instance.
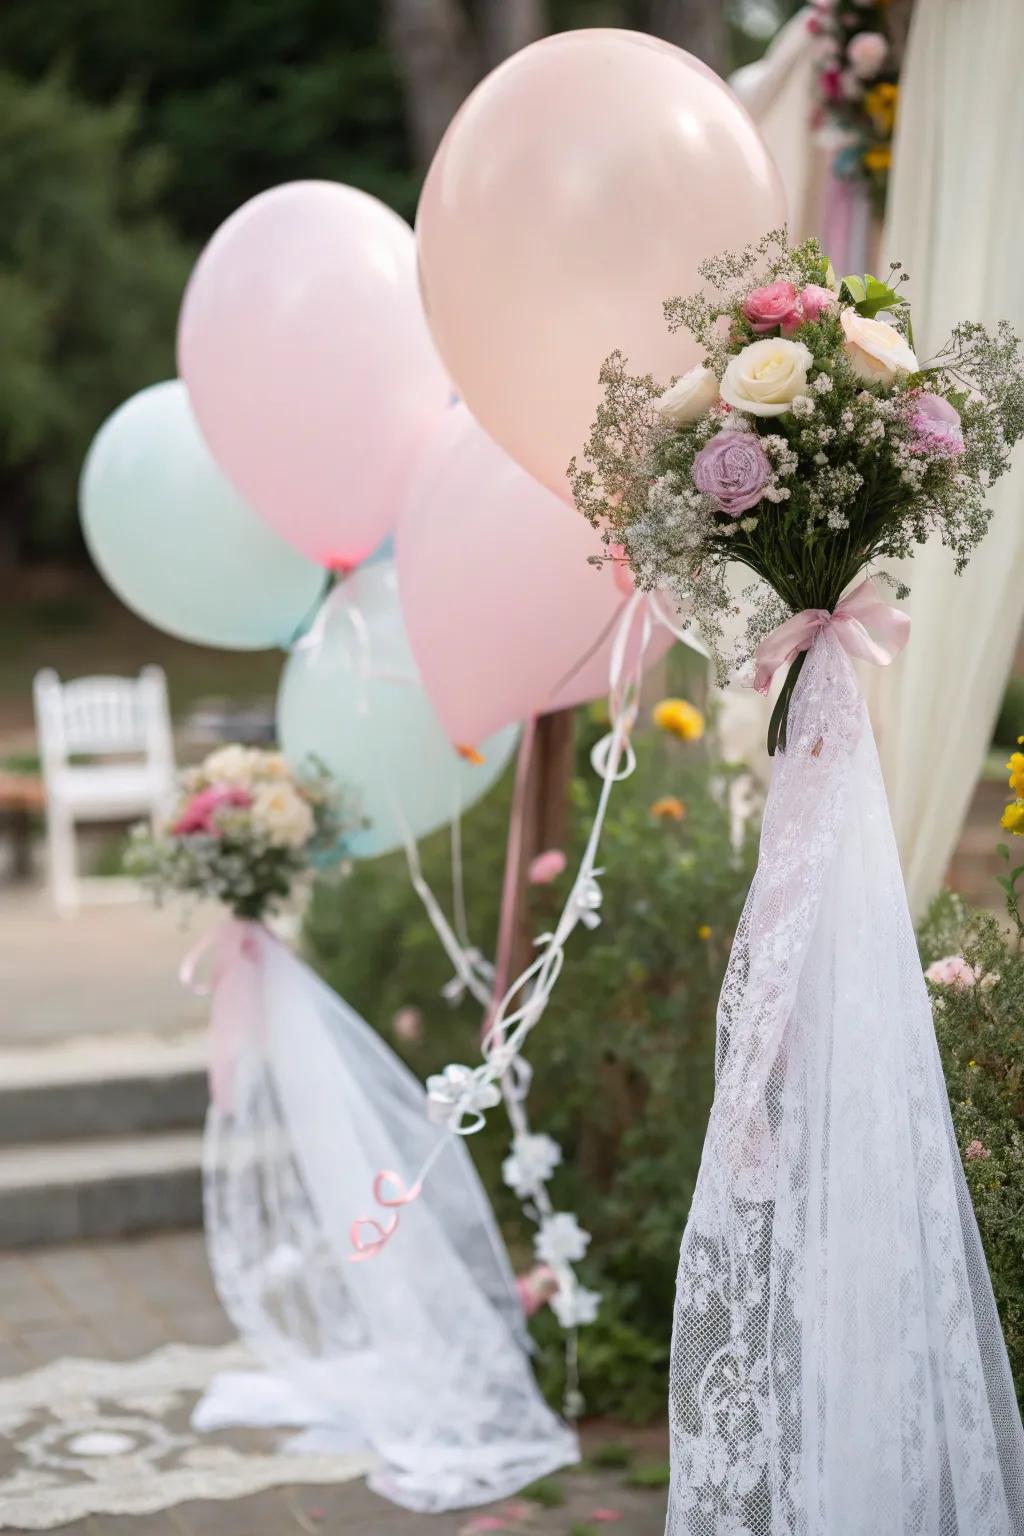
[0,1129,203,1247]
[0,1034,208,1145]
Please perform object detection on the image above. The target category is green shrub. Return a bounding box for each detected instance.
[993,675,1024,750]
[919,890,1024,1403]
[306,704,760,1421]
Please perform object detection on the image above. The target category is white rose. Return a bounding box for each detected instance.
[250,781,315,849]
[719,338,813,418]
[847,31,888,79]
[204,744,261,786]
[656,365,718,427]
[840,308,918,385]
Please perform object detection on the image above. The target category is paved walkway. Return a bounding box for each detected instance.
[0,1233,669,1536]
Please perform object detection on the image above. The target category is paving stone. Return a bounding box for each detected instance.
[92,1306,175,1360]
[15,1321,106,1368]
[84,1513,186,1536]
[162,1304,234,1347]
[172,1489,296,1535]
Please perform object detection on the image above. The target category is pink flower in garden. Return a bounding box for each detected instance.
[908,392,965,458]
[741,280,804,335]
[924,954,980,991]
[516,1264,559,1317]
[847,30,888,79]
[964,1140,991,1161]
[590,1511,624,1524]
[392,1006,423,1044]
[819,67,844,101]
[171,783,252,836]
[528,848,567,885]
[800,283,838,321]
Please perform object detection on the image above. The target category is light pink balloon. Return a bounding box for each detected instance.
[396,404,674,747]
[179,181,450,570]
[417,29,786,499]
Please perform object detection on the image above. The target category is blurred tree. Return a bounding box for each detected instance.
[0,0,417,237]
[0,70,189,560]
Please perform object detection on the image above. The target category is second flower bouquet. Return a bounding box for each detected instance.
[570,230,1024,750]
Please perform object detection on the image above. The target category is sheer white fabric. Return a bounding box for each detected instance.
[667,631,1024,1534]
[195,927,578,1512]
[861,0,1024,917]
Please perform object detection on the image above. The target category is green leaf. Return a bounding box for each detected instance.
[521,1478,565,1508]
[841,274,867,303]
[997,843,1011,862]
[627,1460,673,1489]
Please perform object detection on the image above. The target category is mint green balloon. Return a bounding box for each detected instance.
[277,562,519,858]
[81,380,326,650]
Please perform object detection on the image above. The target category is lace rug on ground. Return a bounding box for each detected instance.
[0,1342,371,1530]
[200,932,578,1513]
[667,630,1024,1535]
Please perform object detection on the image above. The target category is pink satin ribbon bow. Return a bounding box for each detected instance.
[752,577,910,697]
[179,919,264,1114]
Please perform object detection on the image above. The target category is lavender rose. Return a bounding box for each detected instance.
[909,392,965,457]
[692,431,772,517]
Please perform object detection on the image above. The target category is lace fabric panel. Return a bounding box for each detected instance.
[201,933,578,1514]
[667,630,1024,1536]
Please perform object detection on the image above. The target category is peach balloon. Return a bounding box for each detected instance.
[417,30,786,499]
[179,182,450,570]
[395,404,674,747]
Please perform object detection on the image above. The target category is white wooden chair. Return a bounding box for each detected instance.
[33,667,176,914]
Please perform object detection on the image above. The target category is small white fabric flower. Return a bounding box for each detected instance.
[656,365,719,427]
[425,1064,501,1130]
[502,1133,563,1198]
[551,1281,602,1329]
[535,1212,591,1266]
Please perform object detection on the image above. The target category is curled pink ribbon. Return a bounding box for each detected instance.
[179,919,264,1114]
[347,1170,424,1262]
[752,577,910,696]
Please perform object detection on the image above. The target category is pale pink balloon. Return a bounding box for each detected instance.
[417,30,786,499]
[395,405,674,746]
[179,181,450,569]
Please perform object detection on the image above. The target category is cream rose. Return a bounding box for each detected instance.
[840,308,918,385]
[204,744,261,786]
[250,781,315,849]
[719,338,813,417]
[655,365,718,426]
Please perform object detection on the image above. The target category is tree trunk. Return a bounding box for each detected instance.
[478,0,548,69]
[648,0,727,73]
[384,0,480,168]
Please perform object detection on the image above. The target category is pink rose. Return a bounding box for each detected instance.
[847,30,888,78]
[528,848,567,885]
[800,283,837,321]
[924,954,979,991]
[909,392,964,458]
[741,280,804,336]
[516,1264,559,1317]
[392,1006,423,1044]
[171,783,252,836]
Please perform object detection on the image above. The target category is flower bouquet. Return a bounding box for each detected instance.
[571,233,1024,1532]
[126,744,344,920]
[129,743,577,1511]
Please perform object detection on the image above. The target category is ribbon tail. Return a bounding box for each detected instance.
[192,919,264,1114]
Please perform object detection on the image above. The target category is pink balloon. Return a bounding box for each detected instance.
[179,182,450,569]
[396,404,674,747]
[417,30,786,499]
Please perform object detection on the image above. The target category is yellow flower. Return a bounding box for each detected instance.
[1002,800,1024,836]
[1008,752,1024,796]
[697,924,712,941]
[653,698,705,742]
[863,144,892,173]
[864,82,898,135]
[650,795,686,822]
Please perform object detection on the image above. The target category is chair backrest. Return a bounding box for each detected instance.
[34,667,175,776]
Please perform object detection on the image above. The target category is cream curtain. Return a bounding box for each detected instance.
[862,0,1024,916]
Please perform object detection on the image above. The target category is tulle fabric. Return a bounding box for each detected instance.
[667,631,1024,1535]
[193,929,578,1512]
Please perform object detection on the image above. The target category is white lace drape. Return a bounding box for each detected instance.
[195,928,578,1512]
[667,631,1024,1534]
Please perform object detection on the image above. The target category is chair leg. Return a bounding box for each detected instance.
[47,807,80,916]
